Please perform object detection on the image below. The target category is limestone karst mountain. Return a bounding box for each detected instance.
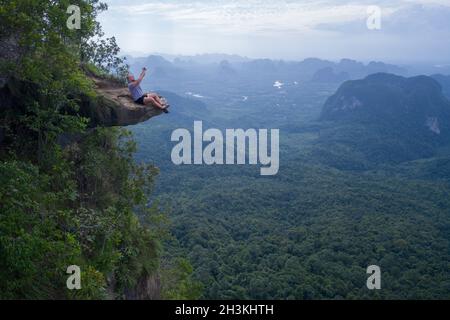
[316,73,450,167]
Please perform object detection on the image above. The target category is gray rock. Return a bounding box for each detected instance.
[85,75,164,127]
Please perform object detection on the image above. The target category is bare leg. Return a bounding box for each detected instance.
[146,93,164,105]
[144,96,166,110]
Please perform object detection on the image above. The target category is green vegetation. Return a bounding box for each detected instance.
[0,129,159,299]
[130,74,450,300]
[0,0,199,300]
[2,1,450,301]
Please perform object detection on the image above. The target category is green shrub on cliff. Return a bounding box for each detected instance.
[0,0,199,300]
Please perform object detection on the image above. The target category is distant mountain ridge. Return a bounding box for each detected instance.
[125,54,412,99]
[311,67,350,83]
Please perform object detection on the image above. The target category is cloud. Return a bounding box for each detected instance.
[316,3,450,35]
[100,0,450,62]
[107,0,378,35]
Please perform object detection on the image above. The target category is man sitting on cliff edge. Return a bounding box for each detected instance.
[127,67,169,113]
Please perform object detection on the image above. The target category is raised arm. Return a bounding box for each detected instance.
[130,68,147,87]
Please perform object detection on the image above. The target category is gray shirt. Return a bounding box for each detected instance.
[128,83,144,101]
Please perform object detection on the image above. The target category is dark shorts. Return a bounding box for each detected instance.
[135,95,146,105]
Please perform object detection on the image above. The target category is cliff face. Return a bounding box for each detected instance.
[85,75,163,127]
[124,274,161,300]
[0,75,163,131]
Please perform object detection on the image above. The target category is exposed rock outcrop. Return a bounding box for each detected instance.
[0,75,164,131]
[123,274,161,300]
[0,35,23,86]
[85,75,163,127]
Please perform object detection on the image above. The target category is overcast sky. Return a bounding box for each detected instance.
[99,0,450,63]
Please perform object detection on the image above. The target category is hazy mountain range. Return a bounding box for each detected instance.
[125,54,450,101]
